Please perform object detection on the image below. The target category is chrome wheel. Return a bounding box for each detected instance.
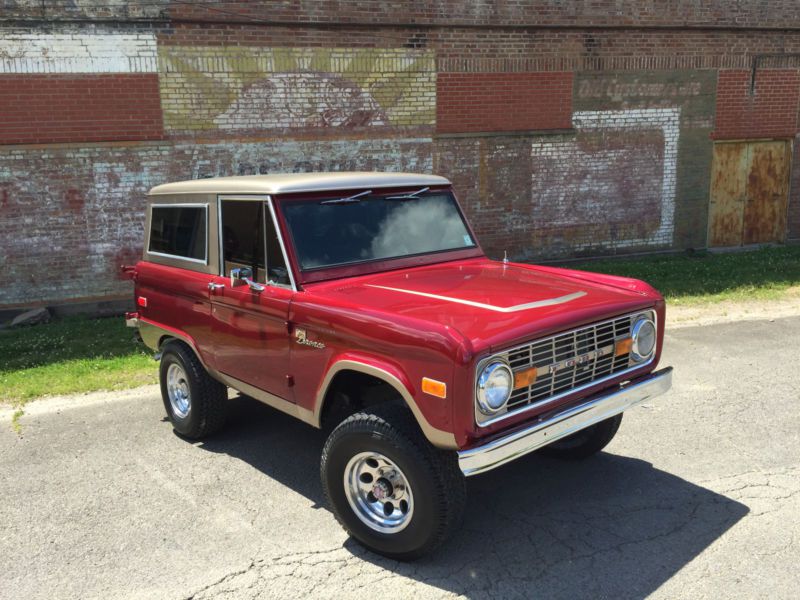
[166,362,191,419]
[344,452,414,534]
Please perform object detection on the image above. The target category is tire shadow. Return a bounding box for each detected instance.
[195,394,748,600]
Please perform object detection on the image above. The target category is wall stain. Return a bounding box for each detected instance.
[65,189,84,211]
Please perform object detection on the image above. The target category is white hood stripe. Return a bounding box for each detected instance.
[366,285,587,313]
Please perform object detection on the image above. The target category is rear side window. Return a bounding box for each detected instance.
[148,205,207,262]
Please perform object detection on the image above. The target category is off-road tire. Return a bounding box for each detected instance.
[159,341,228,439]
[539,413,623,460]
[321,404,466,561]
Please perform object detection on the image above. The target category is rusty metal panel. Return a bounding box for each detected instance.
[709,142,748,247]
[743,141,791,244]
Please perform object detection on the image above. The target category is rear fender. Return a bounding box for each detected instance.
[137,317,212,371]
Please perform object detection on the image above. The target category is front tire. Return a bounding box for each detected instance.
[321,405,465,561]
[159,341,228,439]
[539,413,623,459]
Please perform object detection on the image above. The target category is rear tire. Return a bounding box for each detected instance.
[159,341,228,439]
[539,413,623,459]
[321,404,465,561]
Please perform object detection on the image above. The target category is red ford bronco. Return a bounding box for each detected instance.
[126,172,672,559]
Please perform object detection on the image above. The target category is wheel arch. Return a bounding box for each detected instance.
[138,318,212,371]
[315,359,457,450]
[157,334,208,366]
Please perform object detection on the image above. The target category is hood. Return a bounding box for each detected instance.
[306,258,658,354]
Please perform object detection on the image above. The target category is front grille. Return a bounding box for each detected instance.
[501,313,641,413]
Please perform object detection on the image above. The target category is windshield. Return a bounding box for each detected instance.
[282,191,476,270]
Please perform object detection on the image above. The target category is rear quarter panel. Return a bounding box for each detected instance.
[134,261,215,369]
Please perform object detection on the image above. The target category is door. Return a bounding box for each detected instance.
[708,140,791,247]
[742,142,791,244]
[210,196,295,399]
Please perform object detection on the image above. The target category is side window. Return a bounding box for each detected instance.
[149,205,207,262]
[221,200,266,282]
[220,200,291,287]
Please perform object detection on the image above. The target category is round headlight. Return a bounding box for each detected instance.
[631,316,656,361]
[477,361,513,415]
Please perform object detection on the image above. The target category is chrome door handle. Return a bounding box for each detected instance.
[208,283,225,292]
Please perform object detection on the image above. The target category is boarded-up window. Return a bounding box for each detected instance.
[708,141,791,247]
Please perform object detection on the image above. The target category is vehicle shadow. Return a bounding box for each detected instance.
[196,395,748,600]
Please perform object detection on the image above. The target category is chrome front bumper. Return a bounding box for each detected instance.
[458,367,673,476]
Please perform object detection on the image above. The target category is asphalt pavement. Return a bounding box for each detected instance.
[1,316,798,599]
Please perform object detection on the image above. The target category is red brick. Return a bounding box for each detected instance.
[0,74,164,145]
[437,72,573,134]
[713,69,800,140]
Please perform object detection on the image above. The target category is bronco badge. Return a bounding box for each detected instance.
[295,328,326,349]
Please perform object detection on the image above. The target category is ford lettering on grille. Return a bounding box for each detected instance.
[547,346,612,374]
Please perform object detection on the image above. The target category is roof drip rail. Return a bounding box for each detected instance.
[320,190,373,205]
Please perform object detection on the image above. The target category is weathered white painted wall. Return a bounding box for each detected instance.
[0,31,158,73]
[530,108,680,249]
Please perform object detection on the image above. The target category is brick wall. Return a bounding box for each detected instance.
[0,30,163,145]
[714,70,800,140]
[0,75,163,145]
[573,70,718,253]
[2,2,800,308]
[157,46,435,138]
[436,73,572,134]
[8,1,800,29]
[0,138,432,305]
[165,2,800,30]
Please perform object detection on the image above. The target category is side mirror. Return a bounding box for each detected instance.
[230,267,265,292]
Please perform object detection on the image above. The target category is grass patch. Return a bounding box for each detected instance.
[11,409,23,434]
[568,245,800,305]
[0,316,157,406]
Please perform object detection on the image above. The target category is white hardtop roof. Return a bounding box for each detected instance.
[148,172,451,196]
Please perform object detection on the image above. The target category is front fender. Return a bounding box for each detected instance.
[314,353,458,450]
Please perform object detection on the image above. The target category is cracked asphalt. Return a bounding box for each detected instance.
[1,316,798,599]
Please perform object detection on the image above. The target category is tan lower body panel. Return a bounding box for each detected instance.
[137,318,314,426]
[212,370,316,427]
[136,319,456,448]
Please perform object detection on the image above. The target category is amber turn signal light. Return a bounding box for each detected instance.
[421,377,447,398]
[615,337,633,356]
[513,367,537,389]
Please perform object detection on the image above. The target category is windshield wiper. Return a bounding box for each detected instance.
[320,190,372,205]
[386,187,429,200]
